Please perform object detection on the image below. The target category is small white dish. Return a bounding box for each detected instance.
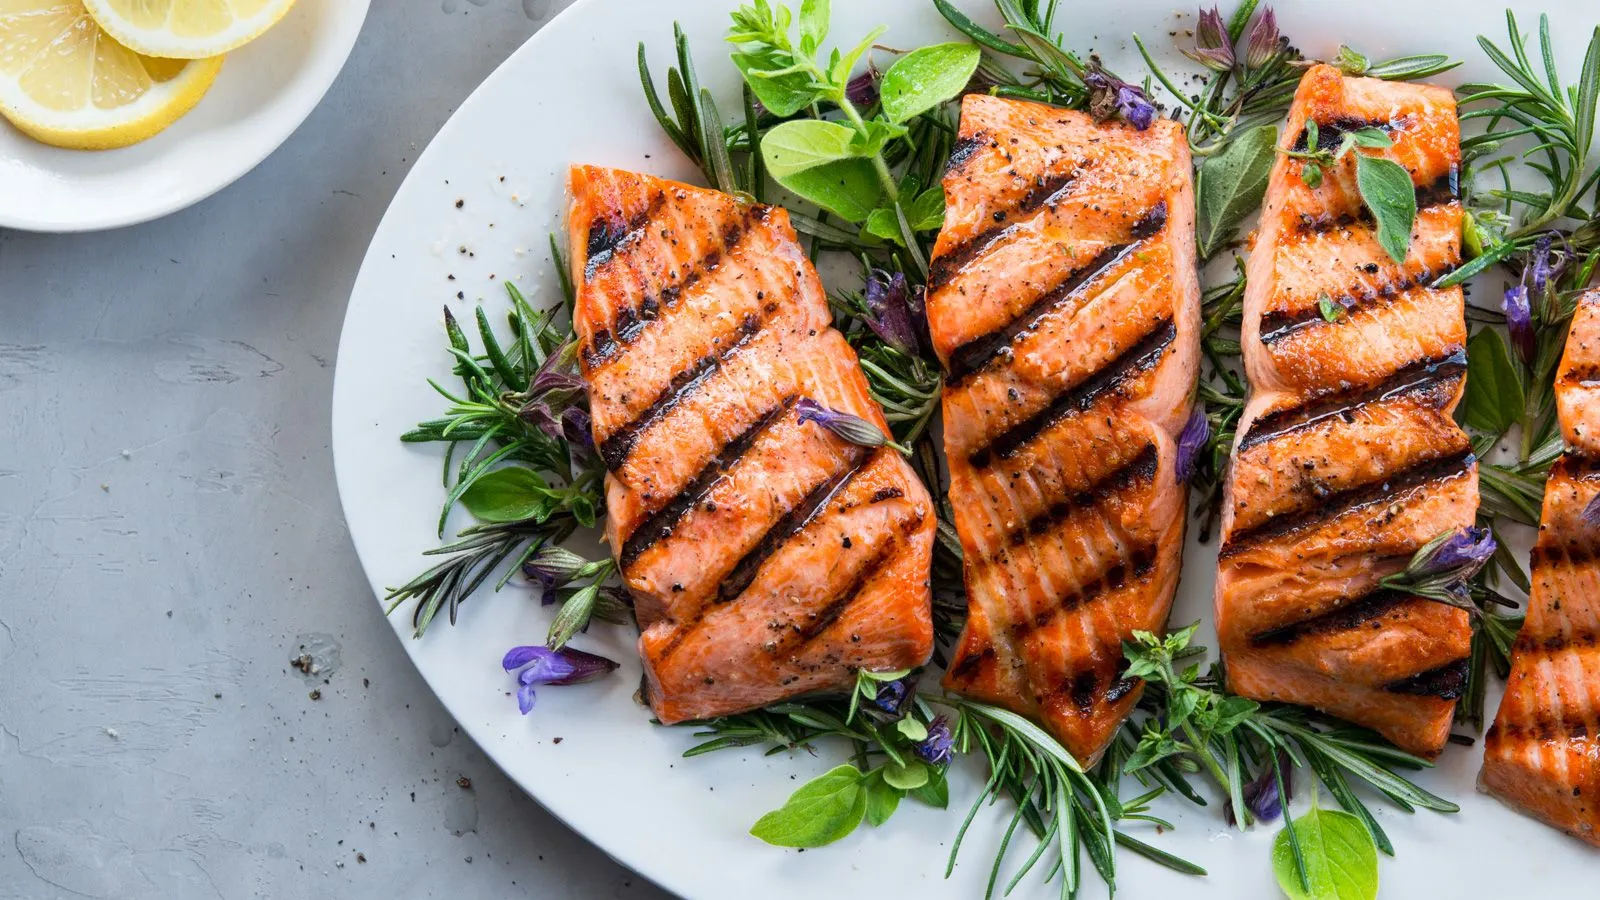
[0,0,370,233]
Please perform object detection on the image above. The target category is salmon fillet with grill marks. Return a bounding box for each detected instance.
[931,95,1200,765]
[1217,65,1476,757]
[1481,289,1600,847]
[568,165,935,724]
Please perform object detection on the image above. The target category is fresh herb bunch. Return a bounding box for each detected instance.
[388,261,622,644]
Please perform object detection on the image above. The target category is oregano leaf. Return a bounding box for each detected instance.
[880,42,981,124]
[749,764,867,848]
[761,119,859,178]
[1355,153,1417,263]
[1271,807,1379,900]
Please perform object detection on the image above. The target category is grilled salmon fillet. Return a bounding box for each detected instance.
[1481,289,1600,847]
[931,96,1201,765]
[1217,65,1476,756]
[568,165,936,724]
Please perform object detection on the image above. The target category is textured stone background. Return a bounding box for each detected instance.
[0,2,673,896]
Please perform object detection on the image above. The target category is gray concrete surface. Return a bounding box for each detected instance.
[0,2,674,897]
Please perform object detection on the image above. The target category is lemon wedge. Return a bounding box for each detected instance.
[0,1,223,151]
[82,0,297,59]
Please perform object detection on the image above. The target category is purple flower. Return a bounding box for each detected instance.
[914,715,955,766]
[1414,526,1496,579]
[1502,283,1536,368]
[796,398,893,449]
[1582,493,1600,527]
[1228,753,1291,824]
[1085,66,1156,131]
[871,675,915,715]
[846,65,881,110]
[863,269,925,356]
[522,545,591,591]
[1528,234,1555,297]
[1183,6,1235,72]
[561,405,594,449]
[1244,7,1283,70]
[1175,408,1211,483]
[502,644,619,715]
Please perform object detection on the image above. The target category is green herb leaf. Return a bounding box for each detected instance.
[1462,327,1523,436]
[761,119,860,177]
[847,118,910,158]
[1271,807,1379,900]
[909,768,949,808]
[1343,126,1393,150]
[896,716,929,742]
[881,759,930,791]
[1196,124,1277,258]
[732,50,823,117]
[864,773,901,827]
[798,0,829,49]
[880,42,982,124]
[1317,294,1345,322]
[459,467,556,523]
[749,764,868,848]
[1301,162,1323,189]
[778,157,883,222]
[1354,154,1416,264]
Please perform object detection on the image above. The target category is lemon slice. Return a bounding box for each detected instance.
[0,1,223,150]
[82,0,296,59]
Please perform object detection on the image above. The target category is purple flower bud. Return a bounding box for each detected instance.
[522,545,591,591]
[1528,233,1555,297]
[846,65,881,110]
[914,715,955,766]
[1415,526,1496,579]
[561,405,594,450]
[796,398,891,449]
[1176,408,1211,483]
[871,675,914,715]
[1183,6,1235,72]
[1244,7,1283,70]
[1085,67,1157,131]
[1582,493,1600,528]
[1503,283,1536,367]
[863,269,922,356]
[502,644,620,715]
[1228,752,1291,824]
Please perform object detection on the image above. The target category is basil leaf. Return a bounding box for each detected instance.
[908,186,945,230]
[798,0,829,50]
[733,50,822,117]
[864,207,903,245]
[1196,124,1277,259]
[1462,327,1522,436]
[459,467,555,523]
[910,769,949,808]
[1271,807,1379,900]
[863,773,900,827]
[880,42,981,124]
[762,119,859,178]
[779,157,883,223]
[881,759,930,790]
[749,764,867,848]
[1355,154,1417,263]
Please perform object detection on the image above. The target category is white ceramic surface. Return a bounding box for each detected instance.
[332,1,1598,897]
[0,0,370,232]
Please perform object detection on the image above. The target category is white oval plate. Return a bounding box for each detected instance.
[333,1,1597,896]
[0,0,370,232]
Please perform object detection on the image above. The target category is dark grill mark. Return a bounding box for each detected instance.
[1010,542,1158,641]
[994,443,1159,558]
[1259,264,1456,345]
[1238,351,1466,451]
[1103,675,1139,705]
[1250,588,1412,648]
[945,202,1170,385]
[1562,363,1600,386]
[948,645,996,684]
[716,447,875,604]
[1070,671,1099,712]
[1386,657,1470,699]
[581,203,770,368]
[927,168,1083,290]
[1291,115,1406,153]
[584,190,669,280]
[1295,168,1459,234]
[617,399,792,569]
[1514,625,1600,656]
[793,541,898,647]
[1489,714,1594,743]
[598,314,763,471]
[946,134,985,171]
[1221,450,1475,558]
[1532,542,1600,570]
[969,319,1176,468]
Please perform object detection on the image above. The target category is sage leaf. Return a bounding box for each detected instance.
[1462,327,1523,436]
[1196,124,1277,258]
[778,157,883,223]
[761,119,859,178]
[749,764,867,848]
[459,467,555,523]
[864,774,901,827]
[732,50,822,117]
[1271,807,1379,900]
[880,42,981,124]
[1355,154,1417,263]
